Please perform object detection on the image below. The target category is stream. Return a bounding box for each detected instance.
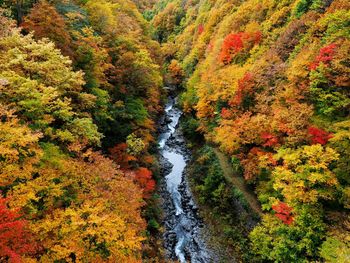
[158,92,217,262]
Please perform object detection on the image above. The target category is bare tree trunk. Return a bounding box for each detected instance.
[16,0,23,25]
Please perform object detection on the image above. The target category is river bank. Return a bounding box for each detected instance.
[179,114,262,262]
[156,89,262,262]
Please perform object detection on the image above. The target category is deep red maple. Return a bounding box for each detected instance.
[0,196,38,262]
[308,126,333,145]
[134,168,156,198]
[310,43,337,70]
[220,32,262,64]
[272,202,294,225]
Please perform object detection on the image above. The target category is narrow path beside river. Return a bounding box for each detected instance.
[213,148,262,216]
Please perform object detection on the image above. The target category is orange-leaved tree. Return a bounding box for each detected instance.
[21,1,74,58]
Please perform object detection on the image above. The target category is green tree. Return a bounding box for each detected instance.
[250,205,326,262]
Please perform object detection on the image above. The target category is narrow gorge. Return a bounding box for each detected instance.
[158,90,216,262]
[0,0,348,262]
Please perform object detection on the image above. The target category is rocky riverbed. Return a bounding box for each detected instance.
[158,95,219,262]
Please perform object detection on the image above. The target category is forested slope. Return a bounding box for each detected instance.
[151,0,350,262]
[1,0,349,262]
[0,0,162,261]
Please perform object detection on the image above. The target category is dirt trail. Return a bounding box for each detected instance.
[213,148,263,216]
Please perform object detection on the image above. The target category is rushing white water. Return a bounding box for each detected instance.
[159,96,212,263]
[158,101,181,148]
[163,150,186,215]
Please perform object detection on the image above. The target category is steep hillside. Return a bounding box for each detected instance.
[152,0,350,261]
[0,0,162,261]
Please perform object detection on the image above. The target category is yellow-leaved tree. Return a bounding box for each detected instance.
[273,145,339,204]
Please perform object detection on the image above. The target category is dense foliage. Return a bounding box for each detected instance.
[1,0,349,261]
[152,0,350,261]
[0,0,162,261]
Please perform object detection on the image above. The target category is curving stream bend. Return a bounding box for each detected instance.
[158,93,216,263]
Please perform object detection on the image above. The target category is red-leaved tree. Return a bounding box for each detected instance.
[0,196,38,262]
[308,126,333,145]
[134,168,156,198]
[220,32,262,64]
[272,202,294,225]
[261,132,279,147]
[309,43,337,70]
[109,143,136,169]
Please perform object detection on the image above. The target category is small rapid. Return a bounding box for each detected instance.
[158,93,215,263]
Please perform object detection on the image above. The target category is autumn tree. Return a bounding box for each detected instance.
[8,148,146,262]
[0,105,42,188]
[132,0,157,12]
[329,120,350,208]
[152,1,184,43]
[229,72,255,108]
[21,1,74,57]
[220,31,262,64]
[320,214,350,263]
[0,28,102,147]
[83,0,162,147]
[73,27,112,90]
[272,202,294,225]
[0,195,38,262]
[0,5,154,261]
[133,168,156,198]
[273,145,339,204]
[168,59,184,85]
[109,143,136,169]
[310,43,337,70]
[309,41,350,118]
[308,126,333,145]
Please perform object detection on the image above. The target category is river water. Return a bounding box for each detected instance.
[158,95,215,262]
